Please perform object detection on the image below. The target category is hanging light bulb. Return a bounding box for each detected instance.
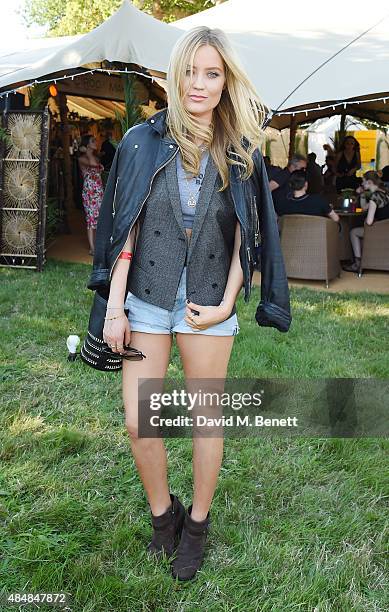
[66,335,80,361]
[49,84,58,97]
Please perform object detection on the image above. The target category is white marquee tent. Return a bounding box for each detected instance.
[1,0,389,128]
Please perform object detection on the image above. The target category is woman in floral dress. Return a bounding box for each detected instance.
[78,135,104,256]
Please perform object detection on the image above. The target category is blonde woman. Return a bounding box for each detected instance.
[88,26,291,581]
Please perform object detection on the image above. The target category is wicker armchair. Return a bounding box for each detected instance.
[279,214,341,287]
[360,219,389,276]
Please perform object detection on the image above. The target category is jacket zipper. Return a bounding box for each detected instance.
[112,177,120,218]
[252,195,260,247]
[109,147,179,280]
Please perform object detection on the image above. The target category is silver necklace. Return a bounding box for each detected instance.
[184,144,208,208]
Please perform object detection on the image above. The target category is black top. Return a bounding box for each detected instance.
[369,190,389,221]
[275,193,332,217]
[381,165,389,182]
[270,167,292,203]
[337,151,358,175]
[100,139,116,170]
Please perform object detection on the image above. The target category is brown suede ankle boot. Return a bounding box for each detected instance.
[171,504,210,581]
[147,493,185,559]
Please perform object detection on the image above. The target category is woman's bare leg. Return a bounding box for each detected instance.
[122,331,173,516]
[86,227,94,253]
[176,333,235,522]
[350,226,364,258]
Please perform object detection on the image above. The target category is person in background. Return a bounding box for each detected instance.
[343,171,389,272]
[276,170,339,222]
[335,136,361,192]
[269,154,307,209]
[78,134,104,256]
[380,164,389,189]
[264,155,281,179]
[323,143,335,156]
[100,131,116,171]
[306,152,324,194]
[322,153,337,192]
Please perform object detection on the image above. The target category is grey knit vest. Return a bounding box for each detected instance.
[127,151,238,315]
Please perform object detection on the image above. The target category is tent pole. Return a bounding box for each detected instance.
[288,116,298,161]
[58,92,72,233]
[340,110,346,134]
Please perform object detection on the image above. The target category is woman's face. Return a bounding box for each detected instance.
[362,178,377,191]
[88,137,97,151]
[345,138,355,150]
[182,44,226,124]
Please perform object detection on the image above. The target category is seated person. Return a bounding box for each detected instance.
[343,171,389,272]
[269,154,307,205]
[306,152,324,194]
[275,170,340,222]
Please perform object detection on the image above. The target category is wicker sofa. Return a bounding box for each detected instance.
[279,214,341,287]
[359,219,389,276]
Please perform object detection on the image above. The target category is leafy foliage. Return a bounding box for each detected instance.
[114,74,144,138]
[28,83,50,110]
[22,0,225,35]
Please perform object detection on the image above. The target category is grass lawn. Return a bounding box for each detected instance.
[0,260,388,611]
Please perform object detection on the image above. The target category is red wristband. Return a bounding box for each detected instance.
[119,251,133,260]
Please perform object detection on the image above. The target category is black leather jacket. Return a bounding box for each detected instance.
[88,108,291,332]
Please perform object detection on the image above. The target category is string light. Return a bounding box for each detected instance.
[0,67,158,99]
[273,95,389,117]
[1,66,389,124]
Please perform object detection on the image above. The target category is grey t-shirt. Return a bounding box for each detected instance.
[176,150,210,229]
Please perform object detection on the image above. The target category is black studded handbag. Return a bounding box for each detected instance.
[80,289,145,372]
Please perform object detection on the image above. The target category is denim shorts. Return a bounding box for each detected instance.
[124,266,240,336]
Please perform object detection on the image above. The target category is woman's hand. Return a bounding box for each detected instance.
[103,314,131,353]
[184,300,230,331]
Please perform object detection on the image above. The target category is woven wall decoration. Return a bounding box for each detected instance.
[0,109,49,270]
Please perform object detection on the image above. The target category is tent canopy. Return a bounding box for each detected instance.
[1,0,389,129]
[0,1,179,91]
[175,0,389,128]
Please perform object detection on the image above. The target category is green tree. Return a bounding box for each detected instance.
[22,0,226,35]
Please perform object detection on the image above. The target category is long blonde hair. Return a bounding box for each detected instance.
[166,26,266,190]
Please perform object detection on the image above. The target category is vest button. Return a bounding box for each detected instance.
[209,254,215,259]
[149,260,155,266]
[212,282,218,288]
[145,288,150,294]
[154,230,160,236]
[169,144,174,148]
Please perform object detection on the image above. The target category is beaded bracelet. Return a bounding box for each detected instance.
[104,314,126,321]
